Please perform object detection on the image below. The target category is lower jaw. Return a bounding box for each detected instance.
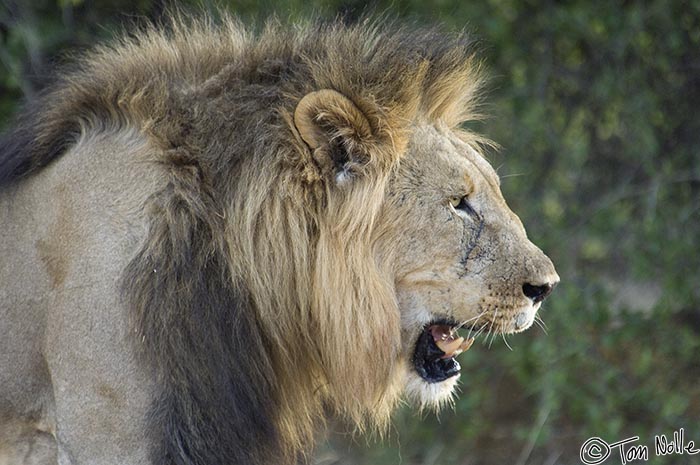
[414,356,461,383]
[405,369,460,409]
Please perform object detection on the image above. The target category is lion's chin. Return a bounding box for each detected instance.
[404,369,460,410]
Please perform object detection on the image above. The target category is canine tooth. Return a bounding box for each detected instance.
[438,337,475,359]
[460,337,475,352]
[436,336,464,356]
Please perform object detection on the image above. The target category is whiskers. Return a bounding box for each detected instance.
[501,332,513,351]
[534,314,548,335]
[454,307,546,352]
[457,310,488,340]
[487,308,498,349]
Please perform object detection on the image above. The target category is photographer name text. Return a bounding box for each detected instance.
[579,428,698,464]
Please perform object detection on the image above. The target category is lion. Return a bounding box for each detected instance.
[0,14,559,465]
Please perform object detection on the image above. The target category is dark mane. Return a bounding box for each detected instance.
[0,13,484,186]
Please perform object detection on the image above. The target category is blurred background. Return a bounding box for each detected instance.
[1,0,698,464]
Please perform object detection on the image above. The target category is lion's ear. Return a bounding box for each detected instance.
[294,89,375,183]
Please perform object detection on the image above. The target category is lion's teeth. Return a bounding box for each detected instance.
[460,337,474,352]
[436,336,475,359]
[436,336,464,356]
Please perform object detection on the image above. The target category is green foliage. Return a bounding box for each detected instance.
[1,1,698,463]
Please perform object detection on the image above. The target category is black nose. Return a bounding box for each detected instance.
[522,282,554,304]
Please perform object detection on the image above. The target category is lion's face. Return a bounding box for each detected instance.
[378,123,559,407]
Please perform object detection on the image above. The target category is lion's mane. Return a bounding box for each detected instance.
[0,13,484,465]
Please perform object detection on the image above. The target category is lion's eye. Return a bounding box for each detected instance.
[449,195,476,216]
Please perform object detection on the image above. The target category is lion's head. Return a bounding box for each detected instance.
[0,14,558,465]
[289,88,558,425]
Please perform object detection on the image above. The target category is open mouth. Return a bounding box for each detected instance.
[412,320,476,383]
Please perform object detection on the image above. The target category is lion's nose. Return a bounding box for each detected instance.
[522,282,555,304]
